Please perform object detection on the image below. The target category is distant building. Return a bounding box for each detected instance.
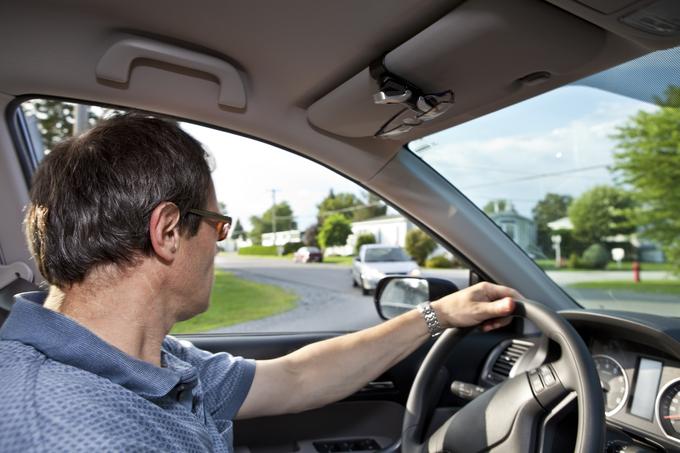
[261,229,301,246]
[489,211,544,258]
[351,215,411,248]
[546,216,665,263]
[325,214,450,258]
[485,200,543,258]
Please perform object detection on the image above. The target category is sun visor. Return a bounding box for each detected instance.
[308,0,606,139]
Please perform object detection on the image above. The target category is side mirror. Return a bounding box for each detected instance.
[374,276,459,320]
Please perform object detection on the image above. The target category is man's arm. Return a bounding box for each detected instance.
[236,282,519,419]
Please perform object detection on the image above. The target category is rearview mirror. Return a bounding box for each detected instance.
[374,276,459,320]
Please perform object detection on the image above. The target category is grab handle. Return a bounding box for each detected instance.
[96,37,246,108]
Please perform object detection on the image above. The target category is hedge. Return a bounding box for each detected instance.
[238,245,279,256]
[426,255,453,268]
[282,241,304,255]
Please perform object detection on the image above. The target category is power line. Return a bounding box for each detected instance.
[461,164,609,190]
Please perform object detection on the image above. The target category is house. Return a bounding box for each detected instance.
[325,214,453,258]
[323,215,411,256]
[489,211,543,258]
[546,216,665,263]
[485,201,543,258]
[261,229,302,247]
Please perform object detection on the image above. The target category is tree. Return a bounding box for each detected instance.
[316,190,361,223]
[22,100,117,151]
[316,190,387,224]
[483,199,515,215]
[532,194,573,256]
[405,229,436,265]
[303,224,319,247]
[352,192,387,221]
[231,219,246,240]
[568,185,635,245]
[317,214,352,249]
[249,202,297,244]
[354,232,376,254]
[613,85,680,271]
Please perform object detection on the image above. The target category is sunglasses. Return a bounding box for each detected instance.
[188,208,232,241]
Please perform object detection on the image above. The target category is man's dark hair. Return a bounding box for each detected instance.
[25,113,212,288]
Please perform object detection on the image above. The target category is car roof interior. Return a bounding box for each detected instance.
[1,0,679,308]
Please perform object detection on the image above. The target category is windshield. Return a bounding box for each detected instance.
[365,247,411,262]
[410,46,680,317]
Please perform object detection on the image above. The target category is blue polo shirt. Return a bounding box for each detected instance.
[0,292,256,452]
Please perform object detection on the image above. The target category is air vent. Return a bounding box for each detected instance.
[486,340,532,384]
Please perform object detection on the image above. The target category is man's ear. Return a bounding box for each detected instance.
[149,202,182,262]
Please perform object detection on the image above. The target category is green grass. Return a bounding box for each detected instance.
[535,259,674,272]
[604,262,674,271]
[171,271,298,334]
[534,259,566,271]
[323,255,354,266]
[568,279,680,295]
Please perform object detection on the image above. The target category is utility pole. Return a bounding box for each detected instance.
[271,189,277,248]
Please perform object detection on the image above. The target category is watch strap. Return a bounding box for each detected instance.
[417,301,444,337]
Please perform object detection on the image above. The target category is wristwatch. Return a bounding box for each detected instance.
[417,301,444,337]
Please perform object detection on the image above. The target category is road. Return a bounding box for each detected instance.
[211,255,382,333]
[211,254,679,332]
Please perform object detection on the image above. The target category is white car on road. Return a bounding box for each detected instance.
[352,245,420,295]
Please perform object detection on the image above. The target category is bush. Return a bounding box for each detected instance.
[354,233,376,254]
[567,253,583,269]
[282,241,304,255]
[581,243,610,269]
[426,255,453,268]
[405,229,437,265]
[238,245,279,256]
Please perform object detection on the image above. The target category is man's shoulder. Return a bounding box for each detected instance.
[0,338,130,407]
[0,339,169,450]
[0,339,44,386]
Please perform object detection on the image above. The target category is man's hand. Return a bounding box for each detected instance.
[431,282,520,332]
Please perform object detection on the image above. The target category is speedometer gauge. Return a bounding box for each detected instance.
[657,379,680,443]
[593,355,628,416]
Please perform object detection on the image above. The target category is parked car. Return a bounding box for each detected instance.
[293,246,323,263]
[352,245,420,295]
[2,1,680,451]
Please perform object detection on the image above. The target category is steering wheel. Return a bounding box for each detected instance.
[401,299,605,453]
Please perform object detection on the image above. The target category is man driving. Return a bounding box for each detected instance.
[0,114,518,451]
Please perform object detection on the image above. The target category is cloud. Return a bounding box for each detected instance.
[416,94,658,216]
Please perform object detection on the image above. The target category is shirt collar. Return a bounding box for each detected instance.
[0,291,195,399]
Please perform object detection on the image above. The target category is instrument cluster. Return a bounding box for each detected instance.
[589,337,680,448]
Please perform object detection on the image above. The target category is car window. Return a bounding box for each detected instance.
[410,45,680,317]
[364,247,411,262]
[17,99,470,334]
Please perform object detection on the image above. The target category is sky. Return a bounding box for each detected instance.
[182,123,367,231]
[411,86,658,217]
[183,85,658,231]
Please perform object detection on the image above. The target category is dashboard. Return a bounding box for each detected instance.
[562,310,680,452]
[478,310,680,452]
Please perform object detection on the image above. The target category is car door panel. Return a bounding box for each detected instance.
[182,326,517,450]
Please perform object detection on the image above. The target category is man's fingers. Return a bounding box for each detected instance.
[481,297,515,318]
[480,282,522,302]
[478,298,515,331]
